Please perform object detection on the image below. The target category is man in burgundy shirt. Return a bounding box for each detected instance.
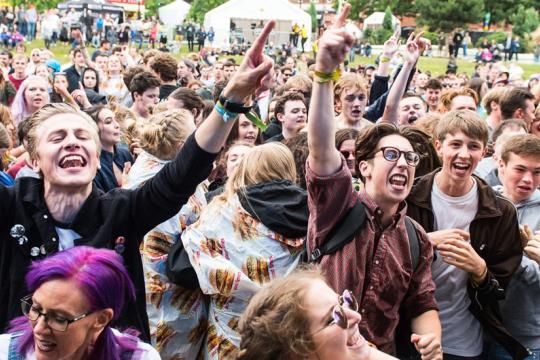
[8,54,28,91]
[306,5,442,358]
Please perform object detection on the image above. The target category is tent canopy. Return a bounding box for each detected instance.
[58,0,124,14]
[363,11,400,30]
[159,0,190,27]
[204,0,312,50]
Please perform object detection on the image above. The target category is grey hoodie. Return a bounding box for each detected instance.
[492,187,540,349]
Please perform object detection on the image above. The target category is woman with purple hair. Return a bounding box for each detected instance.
[0,246,160,359]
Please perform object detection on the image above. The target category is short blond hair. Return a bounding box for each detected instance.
[334,73,368,104]
[26,103,100,161]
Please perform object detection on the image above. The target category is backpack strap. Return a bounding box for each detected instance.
[404,217,420,271]
[309,201,366,262]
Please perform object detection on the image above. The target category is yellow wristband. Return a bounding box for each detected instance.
[314,68,341,83]
[380,55,391,63]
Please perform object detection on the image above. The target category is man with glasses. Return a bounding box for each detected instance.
[406,110,526,359]
[306,5,442,357]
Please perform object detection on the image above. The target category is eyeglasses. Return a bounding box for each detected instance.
[344,94,367,102]
[21,295,93,332]
[313,289,358,334]
[340,150,354,159]
[374,147,420,167]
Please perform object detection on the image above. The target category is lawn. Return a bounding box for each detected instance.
[22,39,540,79]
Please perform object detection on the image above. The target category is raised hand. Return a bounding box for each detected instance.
[315,3,355,73]
[383,29,400,57]
[222,20,276,103]
[403,32,420,65]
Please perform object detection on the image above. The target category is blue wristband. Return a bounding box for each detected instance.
[215,103,239,122]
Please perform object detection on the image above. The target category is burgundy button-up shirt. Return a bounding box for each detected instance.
[306,160,438,354]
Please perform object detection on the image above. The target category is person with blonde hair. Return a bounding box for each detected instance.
[122,108,208,359]
[237,266,397,360]
[182,141,310,359]
[334,73,371,130]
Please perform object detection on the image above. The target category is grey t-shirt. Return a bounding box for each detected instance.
[431,179,484,357]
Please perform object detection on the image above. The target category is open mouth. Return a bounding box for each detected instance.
[517,185,533,192]
[347,330,366,349]
[351,110,362,118]
[59,154,87,169]
[452,162,471,173]
[408,115,418,124]
[389,174,408,190]
[36,339,56,352]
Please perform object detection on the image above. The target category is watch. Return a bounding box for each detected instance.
[219,95,252,114]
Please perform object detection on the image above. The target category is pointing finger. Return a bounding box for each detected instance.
[251,20,276,55]
[332,3,351,29]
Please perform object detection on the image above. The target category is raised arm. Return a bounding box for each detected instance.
[195,21,276,153]
[379,33,420,124]
[307,5,354,176]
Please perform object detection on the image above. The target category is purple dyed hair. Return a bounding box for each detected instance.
[8,246,138,360]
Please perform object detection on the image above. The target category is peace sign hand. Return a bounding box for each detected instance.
[383,29,400,57]
[315,4,355,74]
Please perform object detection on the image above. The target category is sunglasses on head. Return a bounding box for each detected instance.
[314,289,359,334]
[374,147,420,167]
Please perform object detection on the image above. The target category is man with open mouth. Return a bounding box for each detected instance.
[407,109,527,360]
[306,6,442,358]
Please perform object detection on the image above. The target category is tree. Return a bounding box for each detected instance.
[484,0,536,25]
[187,0,227,24]
[382,6,392,30]
[509,6,539,39]
[309,2,317,32]
[144,0,175,18]
[416,0,484,33]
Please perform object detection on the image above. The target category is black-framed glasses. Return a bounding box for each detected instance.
[313,289,359,334]
[344,94,367,102]
[21,295,93,332]
[375,147,420,167]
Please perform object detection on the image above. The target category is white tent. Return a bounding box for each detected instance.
[204,0,312,51]
[158,0,190,27]
[363,11,400,31]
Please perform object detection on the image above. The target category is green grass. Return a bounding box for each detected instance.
[352,55,540,79]
[22,39,539,78]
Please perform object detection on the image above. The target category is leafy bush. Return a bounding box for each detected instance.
[423,31,439,45]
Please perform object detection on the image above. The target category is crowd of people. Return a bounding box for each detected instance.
[0,2,540,360]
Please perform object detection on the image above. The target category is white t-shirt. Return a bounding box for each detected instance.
[431,178,484,357]
[0,330,161,359]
